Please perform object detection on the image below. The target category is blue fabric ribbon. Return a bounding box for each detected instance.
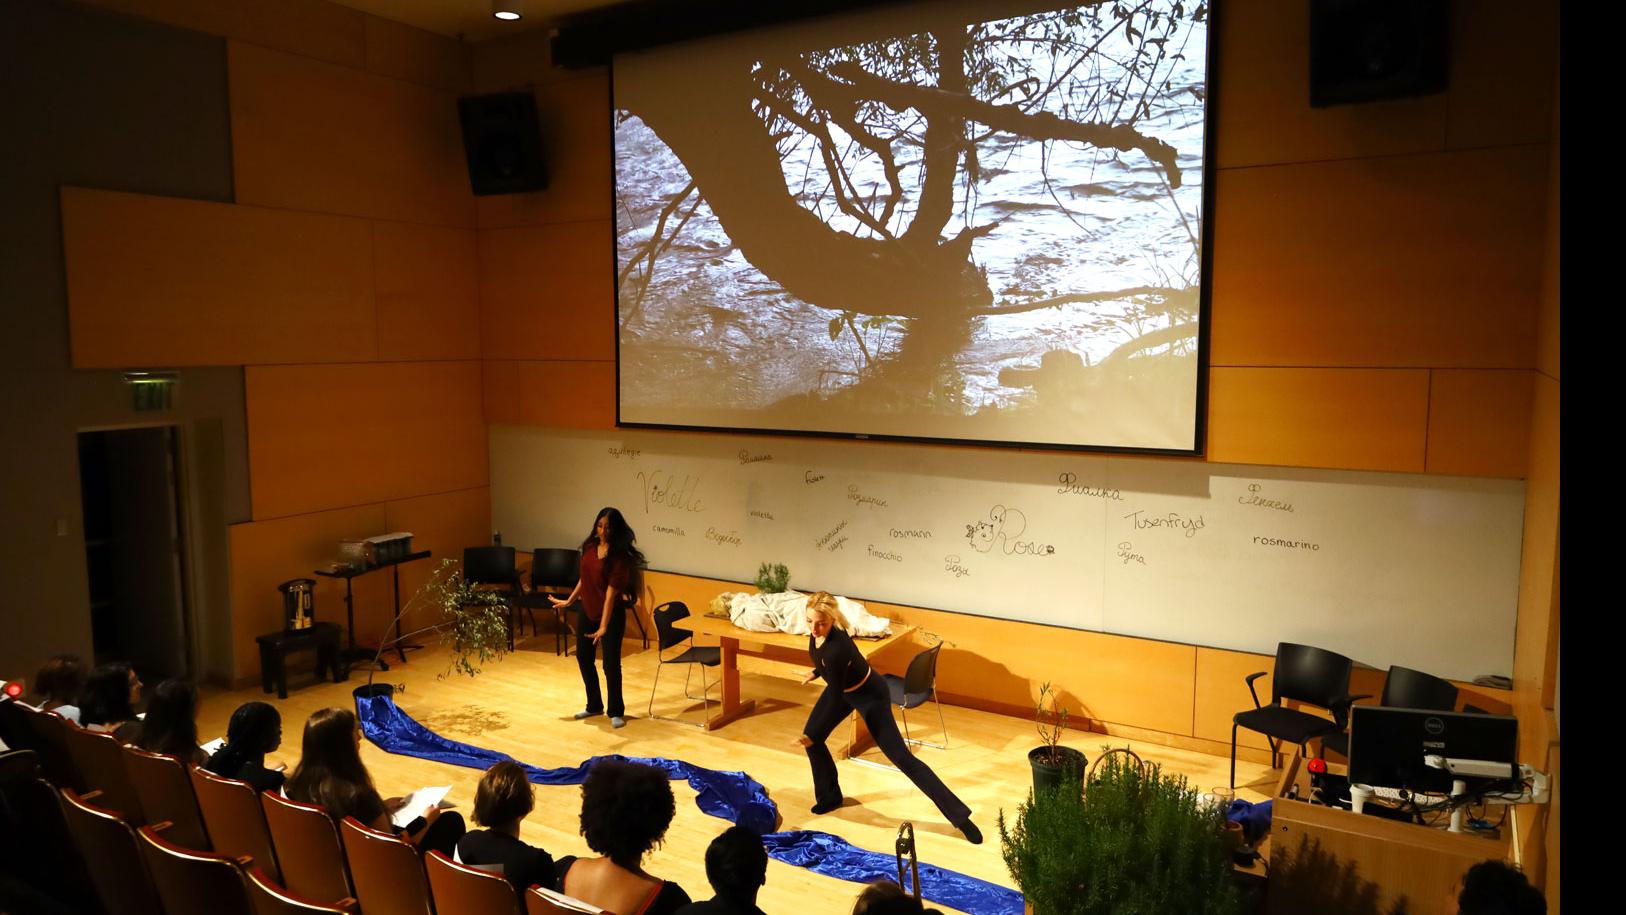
[356,693,1021,915]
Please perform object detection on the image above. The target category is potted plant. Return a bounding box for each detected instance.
[753,561,791,593]
[1028,681,1085,793]
[353,559,513,698]
[999,749,1243,915]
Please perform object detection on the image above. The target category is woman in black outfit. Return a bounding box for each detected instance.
[796,592,982,844]
[549,507,644,729]
[457,761,556,893]
[285,707,466,856]
[136,678,209,765]
[203,701,286,792]
[78,661,143,743]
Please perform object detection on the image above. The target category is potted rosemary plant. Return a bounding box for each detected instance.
[999,749,1243,915]
[1028,682,1085,793]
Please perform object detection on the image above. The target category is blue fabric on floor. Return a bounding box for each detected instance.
[355,692,1021,915]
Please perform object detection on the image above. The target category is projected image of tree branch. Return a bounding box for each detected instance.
[614,0,1210,452]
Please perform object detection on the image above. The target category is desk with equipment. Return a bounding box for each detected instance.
[1267,707,1548,915]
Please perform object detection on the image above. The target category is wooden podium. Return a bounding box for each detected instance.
[1266,751,1515,915]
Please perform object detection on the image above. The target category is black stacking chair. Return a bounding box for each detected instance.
[464,546,520,650]
[647,601,720,727]
[1231,642,1361,790]
[524,547,581,656]
[1322,664,1459,759]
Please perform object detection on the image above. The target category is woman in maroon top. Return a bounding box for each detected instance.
[550,507,644,728]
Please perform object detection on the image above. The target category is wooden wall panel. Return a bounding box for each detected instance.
[480,361,617,430]
[229,41,474,227]
[62,187,376,368]
[77,0,367,68]
[478,223,616,360]
[1425,370,1533,478]
[475,77,613,229]
[1514,373,1559,695]
[246,361,488,519]
[1210,147,1546,369]
[1207,368,1430,471]
[383,486,492,633]
[363,14,469,93]
[1214,0,1444,169]
[1445,2,1558,150]
[470,28,568,94]
[228,503,389,682]
[373,220,481,361]
[1194,647,1276,752]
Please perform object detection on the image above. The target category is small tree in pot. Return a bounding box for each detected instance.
[999,749,1242,915]
[1029,682,1085,793]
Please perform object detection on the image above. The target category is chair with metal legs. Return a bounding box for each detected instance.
[1230,642,1362,791]
[849,642,948,771]
[646,601,720,727]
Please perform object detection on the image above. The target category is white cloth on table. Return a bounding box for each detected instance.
[720,590,893,638]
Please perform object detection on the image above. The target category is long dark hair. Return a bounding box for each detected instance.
[138,678,200,758]
[32,654,84,709]
[286,708,374,811]
[78,661,137,727]
[206,701,281,776]
[581,507,646,567]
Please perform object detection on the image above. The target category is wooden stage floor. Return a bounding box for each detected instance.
[198,631,1275,915]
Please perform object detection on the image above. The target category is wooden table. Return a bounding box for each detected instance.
[677,614,913,756]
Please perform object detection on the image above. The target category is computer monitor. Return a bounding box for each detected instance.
[1347,705,1518,794]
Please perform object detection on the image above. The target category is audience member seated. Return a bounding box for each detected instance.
[136,678,209,765]
[285,707,466,856]
[202,701,287,792]
[554,759,691,915]
[26,654,84,723]
[1457,860,1546,915]
[78,661,143,743]
[457,760,556,894]
[850,881,942,915]
[674,825,769,915]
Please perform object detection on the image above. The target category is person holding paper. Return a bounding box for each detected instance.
[549,507,645,729]
[285,707,466,855]
[795,592,982,844]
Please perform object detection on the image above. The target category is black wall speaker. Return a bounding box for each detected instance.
[1309,0,1450,107]
[457,92,549,196]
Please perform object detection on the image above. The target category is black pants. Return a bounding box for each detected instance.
[803,673,971,826]
[575,605,625,718]
[413,810,466,858]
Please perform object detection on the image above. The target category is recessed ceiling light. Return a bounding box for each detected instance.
[491,1,523,21]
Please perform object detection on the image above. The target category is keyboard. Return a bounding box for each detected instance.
[1370,786,1447,809]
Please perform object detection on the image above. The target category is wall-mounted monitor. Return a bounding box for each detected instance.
[612,0,1215,453]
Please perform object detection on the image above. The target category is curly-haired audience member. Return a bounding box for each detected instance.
[457,761,556,893]
[203,701,286,792]
[286,708,465,855]
[1457,860,1545,915]
[674,825,770,915]
[553,759,691,915]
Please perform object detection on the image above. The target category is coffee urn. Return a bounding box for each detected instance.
[279,578,316,631]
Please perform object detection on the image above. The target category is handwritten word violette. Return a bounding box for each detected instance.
[1116,541,1147,566]
[943,555,971,578]
[866,544,904,562]
[636,469,705,515]
[651,524,686,537]
[1124,510,1205,538]
[738,450,773,465]
[815,521,848,551]
[847,485,887,509]
[748,510,775,521]
[1238,483,1294,513]
[1057,472,1123,500]
[608,446,641,460]
[965,505,1056,557]
[705,527,742,548]
[804,471,825,484]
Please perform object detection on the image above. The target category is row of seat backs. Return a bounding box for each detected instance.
[1261,643,1458,714]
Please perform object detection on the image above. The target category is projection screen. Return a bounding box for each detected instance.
[613,0,1213,453]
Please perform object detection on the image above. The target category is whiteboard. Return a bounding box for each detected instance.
[490,425,1523,681]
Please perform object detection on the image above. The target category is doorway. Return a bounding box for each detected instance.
[78,426,192,678]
